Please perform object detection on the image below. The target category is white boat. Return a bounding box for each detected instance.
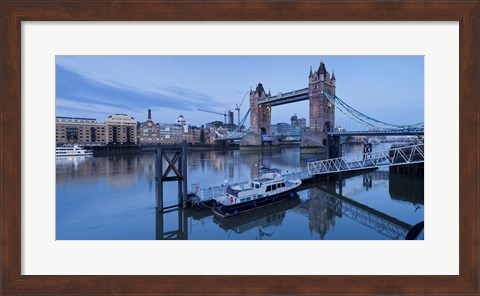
[56,145,93,157]
[212,169,302,218]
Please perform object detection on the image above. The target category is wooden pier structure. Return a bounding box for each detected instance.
[155,141,188,211]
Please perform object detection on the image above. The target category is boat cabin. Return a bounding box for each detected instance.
[225,177,291,205]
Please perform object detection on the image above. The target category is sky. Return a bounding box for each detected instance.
[56,56,424,131]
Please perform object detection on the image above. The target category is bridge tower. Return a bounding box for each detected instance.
[249,82,271,135]
[309,61,335,132]
[301,61,336,155]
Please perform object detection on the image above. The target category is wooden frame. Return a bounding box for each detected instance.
[1,0,478,294]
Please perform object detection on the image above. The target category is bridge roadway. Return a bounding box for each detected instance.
[329,130,424,136]
[257,87,309,107]
[216,129,423,141]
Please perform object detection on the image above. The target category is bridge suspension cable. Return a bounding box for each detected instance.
[325,93,424,130]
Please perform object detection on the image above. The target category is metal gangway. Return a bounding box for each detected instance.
[307,144,424,175]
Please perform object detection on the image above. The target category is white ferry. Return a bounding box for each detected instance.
[56,145,93,157]
[212,169,302,218]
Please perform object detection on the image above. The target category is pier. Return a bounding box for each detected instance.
[154,167,422,240]
[181,144,424,208]
[155,141,188,211]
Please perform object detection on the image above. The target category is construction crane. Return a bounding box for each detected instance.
[197,109,227,124]
[235,90,249,127]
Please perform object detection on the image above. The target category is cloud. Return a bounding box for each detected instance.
[56,98,141,116]
[56,64,226,116]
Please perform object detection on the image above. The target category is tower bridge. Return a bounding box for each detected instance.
[244,61,337,153]
[215,60,424,157]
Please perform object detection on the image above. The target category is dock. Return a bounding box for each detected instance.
[187,168,375,207]
[157,143,424,211]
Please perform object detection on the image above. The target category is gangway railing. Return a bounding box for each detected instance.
[308,144,424,175]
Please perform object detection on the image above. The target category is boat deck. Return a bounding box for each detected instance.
[192,170,311,203]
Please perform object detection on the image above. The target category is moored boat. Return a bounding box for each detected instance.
[56,145,93,157]
[212,169,302,218]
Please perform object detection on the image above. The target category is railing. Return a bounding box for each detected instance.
[308,144,424,175]
[195,184,230,201]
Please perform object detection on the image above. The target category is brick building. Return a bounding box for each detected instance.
[55,117,106,145]
[139,109,160,145]
[105,114,138,144]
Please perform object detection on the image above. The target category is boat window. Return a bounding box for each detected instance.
[246,197,251,201]
[266,185,272,192]
[272,184,277,191]
[280,183,285,188]
[255,183,260,189]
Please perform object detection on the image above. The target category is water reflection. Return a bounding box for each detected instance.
[57,145,424,240]
[295,189,341,239]
[389,173,424,206]
[212,197,301,238]
[56,155,156,188]
[154,179,416,240]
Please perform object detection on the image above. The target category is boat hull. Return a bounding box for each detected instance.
[212,187,299,218]
[213,197,302,233]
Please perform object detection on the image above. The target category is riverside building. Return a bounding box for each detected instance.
[156,114,189,144]
[55,116,107,145]
[139,109,160,145]
[56,114,138,145]
[105,114,138,144]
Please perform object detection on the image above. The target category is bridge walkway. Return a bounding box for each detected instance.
[307,144,424,175]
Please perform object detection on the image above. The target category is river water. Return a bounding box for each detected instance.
[56,143,424,240]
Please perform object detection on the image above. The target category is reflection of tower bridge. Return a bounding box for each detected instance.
[337,171,390,197]
[295,187,411,240]
[216,60,423,158]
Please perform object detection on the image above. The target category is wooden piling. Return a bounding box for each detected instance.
[182,141,188,209]
[155,147,163,210]
[154,141,189,212]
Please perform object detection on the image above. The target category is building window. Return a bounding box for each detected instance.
[65,126,78,142]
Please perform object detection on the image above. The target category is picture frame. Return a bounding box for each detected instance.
[1,0,478,294]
